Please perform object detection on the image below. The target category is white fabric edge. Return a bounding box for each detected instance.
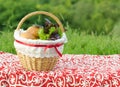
[14,29,68,58]
[14,29,67,45]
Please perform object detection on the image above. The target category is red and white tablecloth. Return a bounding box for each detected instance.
[0,52,120,87]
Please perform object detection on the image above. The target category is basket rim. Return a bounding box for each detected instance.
[14,29,67,45]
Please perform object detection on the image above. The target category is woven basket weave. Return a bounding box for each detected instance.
[14,11,66,71]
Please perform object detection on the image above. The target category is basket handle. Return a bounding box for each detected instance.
[16,11,64,32]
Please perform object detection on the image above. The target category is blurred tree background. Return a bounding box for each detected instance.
[0,0,120,36]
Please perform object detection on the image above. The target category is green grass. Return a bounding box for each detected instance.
[64,29,120,54]
[0,30,15,53]
[0,29,120,55]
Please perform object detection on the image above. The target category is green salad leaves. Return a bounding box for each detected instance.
[38,18,62,40]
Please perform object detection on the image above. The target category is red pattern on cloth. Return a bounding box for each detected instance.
[0,52,120,87]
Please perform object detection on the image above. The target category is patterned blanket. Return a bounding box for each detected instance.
[0,52,120,87]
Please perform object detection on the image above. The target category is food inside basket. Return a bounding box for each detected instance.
[20,18,62,40]
[20,25,40,39]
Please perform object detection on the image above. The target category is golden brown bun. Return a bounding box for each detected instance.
[27,25,41,37]
[20,32,37,39]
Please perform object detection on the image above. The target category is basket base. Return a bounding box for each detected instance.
[17,52,59,71]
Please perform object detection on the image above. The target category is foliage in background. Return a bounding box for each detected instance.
[0,0,38,31]
[0,0,120,36]
[72,0,120,35]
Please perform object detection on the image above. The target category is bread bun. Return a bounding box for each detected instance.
[27,25,41,37]
[20,31,37,39]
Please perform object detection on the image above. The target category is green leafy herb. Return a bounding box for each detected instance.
[38,18,62,40]
[38,28,50,40]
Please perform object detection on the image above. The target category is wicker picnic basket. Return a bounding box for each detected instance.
[14,11,67,71]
